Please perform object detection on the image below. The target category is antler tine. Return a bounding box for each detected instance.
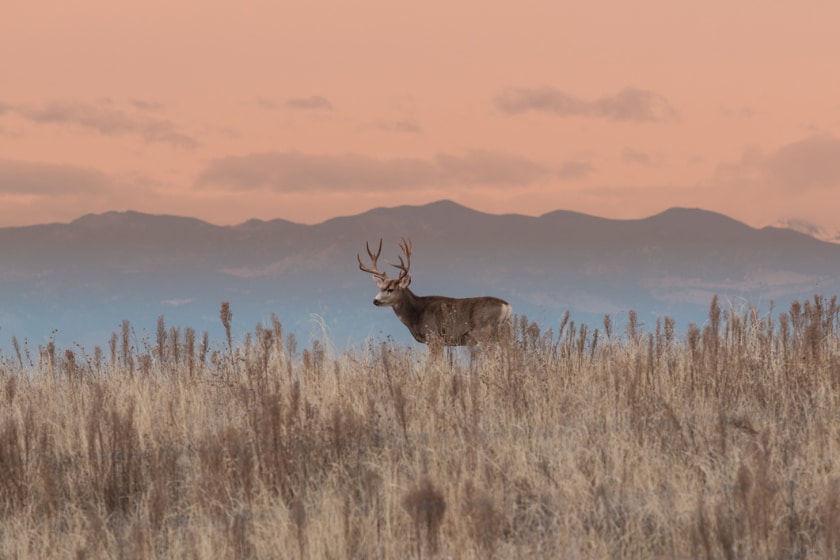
[387,237,413,279]
[399,237,412,259]
[358,239,388,278]
[368,238,383,262]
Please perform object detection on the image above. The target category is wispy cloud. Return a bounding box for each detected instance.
[128,99,166,113]
[0,159,111,195]
[764,135,840,191]
[775,218,825,237]
[496,86,678,123]
[434,151,547,186]
[196,150,562,191]
[707,135,840,193]
[0,99,199,149]
[255,97,278,110]
[719,105,756,119]
[556,161,594,180]
[285,95,333,110]
[370,120,422,134]
[623,148,654,165]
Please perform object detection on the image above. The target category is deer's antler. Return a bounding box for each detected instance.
[358,239,388,279]
[387,237,412,280]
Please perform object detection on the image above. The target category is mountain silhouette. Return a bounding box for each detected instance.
[1,200,838,351]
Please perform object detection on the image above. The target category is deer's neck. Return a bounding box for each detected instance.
[392,289,425,339]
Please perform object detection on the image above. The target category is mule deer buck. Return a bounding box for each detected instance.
[358,238,512,350]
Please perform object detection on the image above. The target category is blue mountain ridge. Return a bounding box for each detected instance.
[1,200,838,353]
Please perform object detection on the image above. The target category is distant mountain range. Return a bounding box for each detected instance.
[2,200,839,353]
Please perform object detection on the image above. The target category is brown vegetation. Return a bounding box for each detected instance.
[1,296,840,559]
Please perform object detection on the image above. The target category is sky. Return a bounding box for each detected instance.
[2,0,840,235]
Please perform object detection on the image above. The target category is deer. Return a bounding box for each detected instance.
[357,238,512,351]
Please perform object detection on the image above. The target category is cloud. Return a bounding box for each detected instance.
[196,150,555,191]
[0,123,21,139]
[285,95,333,110]
[495,86,677,122]
[706,135,840,193]
[437,150,549,186]
[773,218,840,243]
[720,105,755,119]
[623,148,653,165]
[557,161,594,180]
[128,99,165,113]
[764,135,840,191]
[0,159,111,195]
[372,120,422,134]
[1,99,199,149]
[198,152,434,191]
[256,97,278,110]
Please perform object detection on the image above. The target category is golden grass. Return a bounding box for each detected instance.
[1,295,840,559]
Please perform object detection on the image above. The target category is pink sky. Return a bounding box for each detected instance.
[2,1,839,235]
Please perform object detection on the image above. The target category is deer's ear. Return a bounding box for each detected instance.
[398,274,411,289]
[373,275,389,288]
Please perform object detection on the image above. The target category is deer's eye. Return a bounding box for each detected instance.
[386,288,394,293]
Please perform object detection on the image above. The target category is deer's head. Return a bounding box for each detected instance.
[358,238,413,307]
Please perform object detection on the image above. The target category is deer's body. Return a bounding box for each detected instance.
[386,291,511,346]
[359,238,511,347]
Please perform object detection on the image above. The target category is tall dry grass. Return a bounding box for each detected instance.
[1,296,840,559]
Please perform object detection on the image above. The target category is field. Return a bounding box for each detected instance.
[2,296,840,559]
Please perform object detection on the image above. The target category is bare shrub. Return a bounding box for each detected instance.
[0,297,839,557]
[403,477,447,557]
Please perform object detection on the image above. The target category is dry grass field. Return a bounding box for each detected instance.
[2,295,840,559]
